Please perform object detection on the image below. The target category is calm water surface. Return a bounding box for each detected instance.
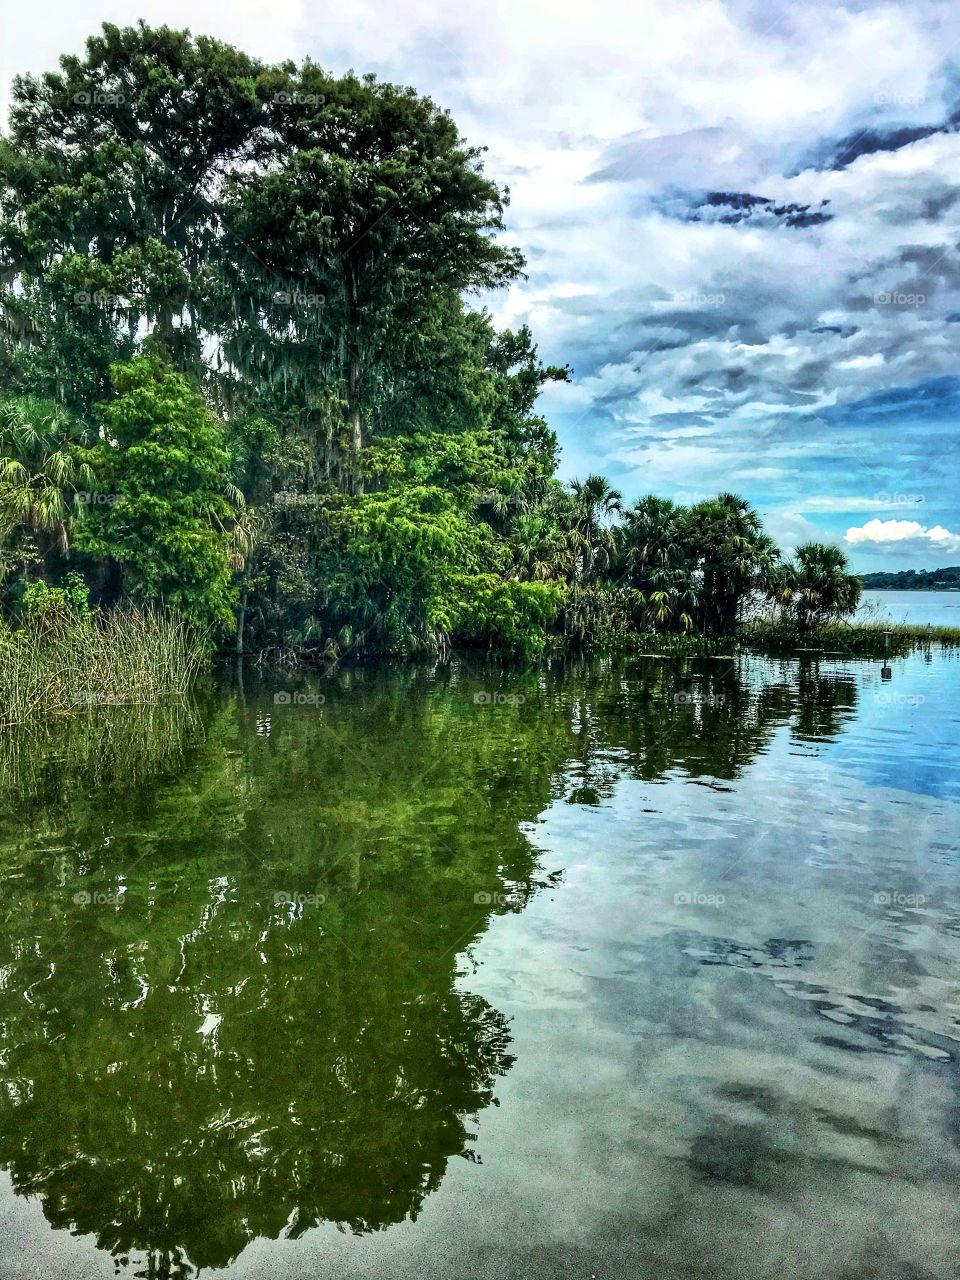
[0,650,958,1280]
[860,588,960,627]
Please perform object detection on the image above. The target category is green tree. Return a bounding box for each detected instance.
[619,495,698,630]
[683,493,779,635]
[0,397,94,577]
[218,69,523,471]
[508,512,569,582]
[777,542,863,631]
[81,356,238,630]
[569,474,623,583]
[621,495,685,579]
[0,25,569,658]
[0,21,268,396]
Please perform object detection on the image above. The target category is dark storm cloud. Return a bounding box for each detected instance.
[797,123,942,173]
[796,84,960,175]
[653,189,833,228]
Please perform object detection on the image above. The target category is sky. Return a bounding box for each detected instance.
[3,0,960,570]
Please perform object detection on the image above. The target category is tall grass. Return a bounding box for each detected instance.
[0,606,208,727]
[624,621,960,661]
[740,619,960,657]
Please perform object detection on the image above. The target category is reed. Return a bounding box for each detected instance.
[739,619,960,657]
[0,605,208,727]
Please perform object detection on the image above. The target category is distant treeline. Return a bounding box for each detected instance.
[860,566,960,590]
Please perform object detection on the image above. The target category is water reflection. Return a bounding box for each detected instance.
[0,654,896,1276]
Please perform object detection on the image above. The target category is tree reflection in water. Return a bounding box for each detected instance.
[0,655,858,1275]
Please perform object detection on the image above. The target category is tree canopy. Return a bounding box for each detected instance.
[0,23,862,652]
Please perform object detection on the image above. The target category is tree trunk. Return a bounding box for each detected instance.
[347,361,364,493]
[350,406,362,454]
[236,587,248,656]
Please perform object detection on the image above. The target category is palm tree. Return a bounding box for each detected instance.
[684,493,780,635]
[622,495,684,575]
[569,474,623,583]
[508,512,567,582]
[0,397,94,576]
[618,496,698,631]
[645,564,700,632]
[779,542,862,631]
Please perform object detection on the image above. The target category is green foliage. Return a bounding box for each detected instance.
[314,486,485,655]
[218,83,523,466]
[453,575,565,659]
[0,21,267,398]
[772,541,863,631]
[0,23,878,664]
[0,397,94,575]
[569,475,623,584]
[62,569,92,616]
[682,493,779,635]
[561,584,643,648]
[79,357,237,632]
[21,570,90,621]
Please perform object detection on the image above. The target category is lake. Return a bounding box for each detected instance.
[1,649,958,1280]
[860,588,960,627]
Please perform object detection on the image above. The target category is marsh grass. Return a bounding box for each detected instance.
[0,606,207,727]
[740,619,960,657]
[625,621,960,661]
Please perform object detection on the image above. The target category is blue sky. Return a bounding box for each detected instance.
[4,0,960,569]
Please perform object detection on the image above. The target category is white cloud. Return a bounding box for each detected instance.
[838,353,885,370]
[845,519,960,553]
[801,495,925,512]
[4,0,960,529]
